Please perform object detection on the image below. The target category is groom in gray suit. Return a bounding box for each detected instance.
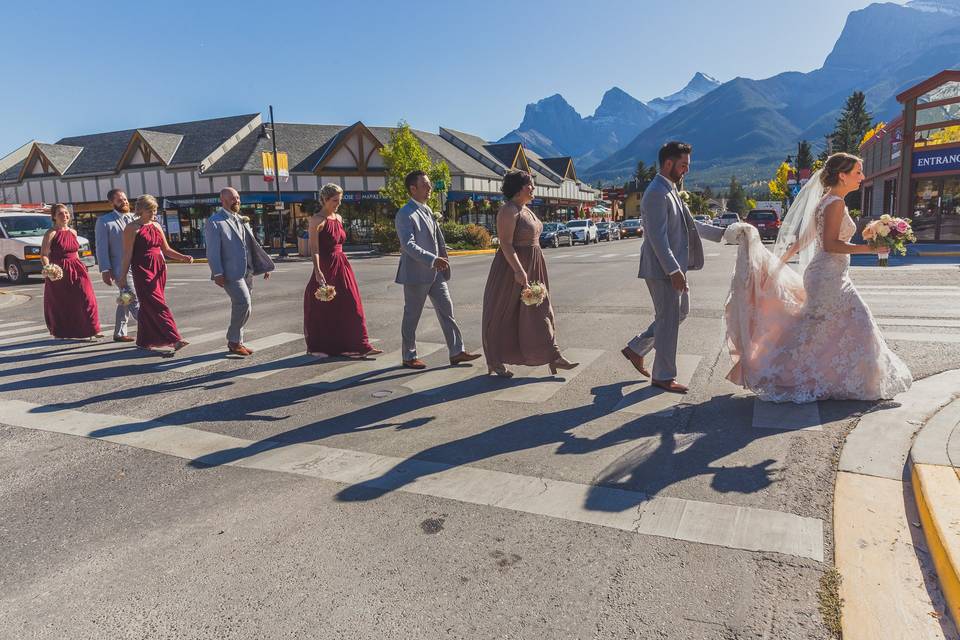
[623,141,724,393]
[95,189,139,342]
[205,188,275,357]
[394,171,479,370]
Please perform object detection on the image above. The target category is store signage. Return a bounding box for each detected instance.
[913,148,960,174]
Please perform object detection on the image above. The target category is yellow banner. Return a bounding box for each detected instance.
[277,152,289,178]
[261,151,275,178]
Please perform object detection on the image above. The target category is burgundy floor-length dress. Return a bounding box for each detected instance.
[43,230,100,339]
[131,223,182,349]
[303,217,373,355]
[482,203,562,368]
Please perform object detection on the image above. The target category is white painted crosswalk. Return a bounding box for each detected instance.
[156,332,302,374]
[493,348,604,404]
[614,354,701,417]
[0,323,46,337]
[752,399,822,432]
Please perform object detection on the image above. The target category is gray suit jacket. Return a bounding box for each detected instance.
[638,174,724,279]
[394,199,450,285]
[204,208,275,281]
[94,210,129,274]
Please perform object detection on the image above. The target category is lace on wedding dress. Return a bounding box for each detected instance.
[723,195,912,403]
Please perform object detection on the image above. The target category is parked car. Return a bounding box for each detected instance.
[716,212,741,228]
[693,214,711,224]
[539,222,573,248]
[620,218,643,238]
[744,209,781,241]
[1,210,95,284]
[596,221,620,241]
[566,219,598,245]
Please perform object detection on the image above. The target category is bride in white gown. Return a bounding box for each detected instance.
[723,152,913,403]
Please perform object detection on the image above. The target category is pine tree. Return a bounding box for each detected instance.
[796,140,813,169]
[727,176,748,214]
[829,92,873,154]
[634,160,657,189]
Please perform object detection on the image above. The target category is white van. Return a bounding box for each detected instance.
[0,208,95,283]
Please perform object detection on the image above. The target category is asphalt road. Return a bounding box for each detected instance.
[1,236,958,639]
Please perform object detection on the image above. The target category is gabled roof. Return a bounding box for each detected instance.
[205,123,345,174]
[540,156,578,182]
[310,121,384,173]
[484,142,528,171]
[17,142,84,180]
[897,69,960,103]
[137,130,184,164]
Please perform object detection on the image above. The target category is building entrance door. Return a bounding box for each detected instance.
[911,177,960,241]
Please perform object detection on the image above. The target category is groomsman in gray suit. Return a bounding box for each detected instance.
[623,141,724,393]
[394,171,479,370]
[95,189,139,342]
[205,187,275,357]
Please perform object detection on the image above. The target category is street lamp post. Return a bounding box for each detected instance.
[267,105,288,258]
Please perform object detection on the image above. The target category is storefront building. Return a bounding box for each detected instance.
[0,115,598,251]
[861,69,960,242]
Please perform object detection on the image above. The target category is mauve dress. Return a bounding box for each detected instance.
[131,223,182,348]
[303,217,373,355]
[482,203,561,368]
[43,230,101,338]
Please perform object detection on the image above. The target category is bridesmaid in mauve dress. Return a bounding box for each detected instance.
[481,170,578,378]
[303,183,382,358]
[40,204,101,339]
[117,195,193,351]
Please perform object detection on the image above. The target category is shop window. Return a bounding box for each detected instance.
[912,179,939,241]
[915,125,960,148]
[941,178,960,242]
[882,179,897,215]
[918,81,960,104]
[916,102,960,128]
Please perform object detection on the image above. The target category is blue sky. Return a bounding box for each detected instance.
[0,0,903,157]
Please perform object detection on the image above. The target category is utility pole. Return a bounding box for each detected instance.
[268,105,287,258]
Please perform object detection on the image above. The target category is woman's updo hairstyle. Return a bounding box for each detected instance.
[319,183,344,203]
[501,170,534,199]
[820,152,861,187]
[49,203,68,220]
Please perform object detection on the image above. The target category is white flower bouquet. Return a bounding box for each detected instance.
[862,215,916,266]
[116,288,135,306]
[520,281,547,307]
[41,264,63,281]
[315,284,337,302]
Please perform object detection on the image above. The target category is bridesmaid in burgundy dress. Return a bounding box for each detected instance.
[303,184,382,358]
[117,195,193,351]
[41,204,101,339]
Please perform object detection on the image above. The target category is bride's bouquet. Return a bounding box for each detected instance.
[116,288,135,306]
[315,284,337,302]
[41,264,63,281]
[862,215,916,266]
[521,281,547,307]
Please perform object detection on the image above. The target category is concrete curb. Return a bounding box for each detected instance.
[835,369,960,640]
[910,397,960,629]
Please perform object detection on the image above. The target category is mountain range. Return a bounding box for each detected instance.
[497,73,720,170]
[499,0,960,188]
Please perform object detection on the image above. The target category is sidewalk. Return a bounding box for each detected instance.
[835,369,960,639]
[851,244,960,267]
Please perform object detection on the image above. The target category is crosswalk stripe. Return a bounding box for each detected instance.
[576,253,595,258]
[237,353,314,380]
[876,318,960,328]
[859,285,960,290]
[302,344,443,390]
[613,354,701,416]
[864,291,960,297]
[0,321,35,329]
[599,253,619,258]
[0,325,114,355]
[157,332,301,375]
[493,348,604,404]
[400,354,484,394]
[0,323,46,337]
[883,331,960,344]
[0,331,51,347]
[752,399,822,431]
[0,398,824,561]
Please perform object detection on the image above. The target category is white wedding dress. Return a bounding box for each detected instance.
[723,194,913,403]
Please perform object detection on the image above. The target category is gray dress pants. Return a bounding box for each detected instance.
[627,278,689,381]
[223,274,253,344]
[402,273,464,361]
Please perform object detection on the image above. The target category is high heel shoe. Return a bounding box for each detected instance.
[548,357,579,375]
[488,365,514,378]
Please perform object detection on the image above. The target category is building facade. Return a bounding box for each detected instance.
[0,115,598,251]
[860,69,960,242]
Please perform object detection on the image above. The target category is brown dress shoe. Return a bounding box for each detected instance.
[228,342,252,357]
[449,351,481,365]
[113,336,135,343]
[621,347,650,377]
[651,379,688,394]
[402,358,427,370]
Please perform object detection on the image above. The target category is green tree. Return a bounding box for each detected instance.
[796,140,813,169]
[682,191,711,216]
[379,121,450,212]
[727,175,749,214]
[633,160,658,191]
[829,91,873,154]
[702,185,714,200]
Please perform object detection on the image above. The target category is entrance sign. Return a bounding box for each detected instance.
[913,148,960,174]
